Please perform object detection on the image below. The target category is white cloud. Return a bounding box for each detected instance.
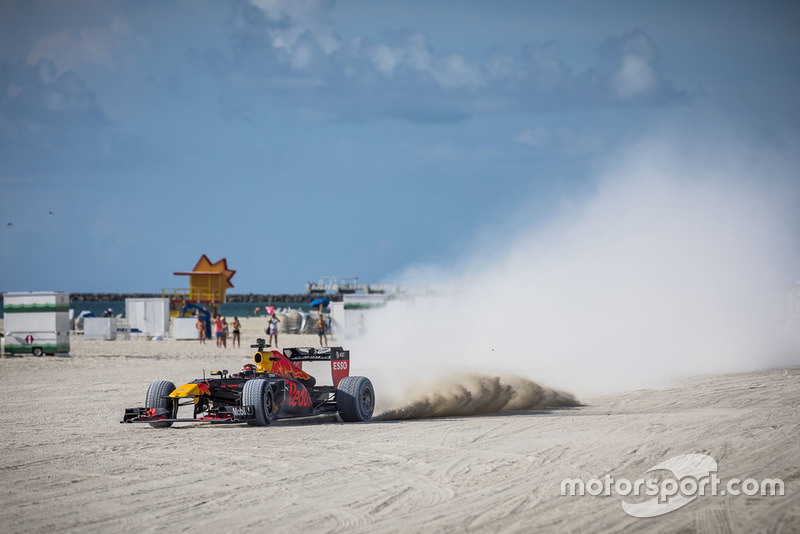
[212,4,686,120]
[251,0,340,55]
[603,29,670,101]
[612,54,657,99]
[26,17,147,74]
[515,128,549,147]
[371,44,402,75]
[482,51,519,81]
[370,32,484,89]
[434,54,484,88]
[2,59,106,130]
[290,42,314,70]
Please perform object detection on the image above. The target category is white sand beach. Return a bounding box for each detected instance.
[0,319,798,533]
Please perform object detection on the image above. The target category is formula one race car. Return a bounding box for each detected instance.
[122,339,374,427]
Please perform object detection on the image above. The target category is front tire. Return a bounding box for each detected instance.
[32,347,44,357]
[145,380,176,428]
[242,379,275,426]
[337,376,375,422]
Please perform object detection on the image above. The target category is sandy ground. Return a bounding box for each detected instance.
[1,319,798,533]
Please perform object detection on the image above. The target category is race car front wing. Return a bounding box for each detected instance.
[121,405,256,424]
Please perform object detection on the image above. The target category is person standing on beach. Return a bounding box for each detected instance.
[214,315,224,348]
[267,313,279,347]
[222,317,229,348]
[231,317,241,348]
[196,315,206,344]
[316,314,328,347]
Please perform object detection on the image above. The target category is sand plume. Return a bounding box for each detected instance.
[375,374,580,420]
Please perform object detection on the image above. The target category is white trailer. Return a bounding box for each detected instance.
[173,317,199,340]
[125,298,169,338]
[83,317,117,341]
[3,291,70,356]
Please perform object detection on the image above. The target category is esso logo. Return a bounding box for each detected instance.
[332,361,348,371]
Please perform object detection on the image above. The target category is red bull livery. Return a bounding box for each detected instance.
[122,338,375,427]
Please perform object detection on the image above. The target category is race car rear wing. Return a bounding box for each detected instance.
[249,339,347,360]
[283,346,348,362]
[284,346,350,388]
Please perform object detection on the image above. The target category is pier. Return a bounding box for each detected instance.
[306,277,451,297]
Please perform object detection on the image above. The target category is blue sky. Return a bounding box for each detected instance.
[1,0,798,294]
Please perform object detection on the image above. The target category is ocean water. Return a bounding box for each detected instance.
[0,301,312,319]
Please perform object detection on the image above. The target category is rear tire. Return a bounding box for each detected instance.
[145,380,176,428]
[337,376,375,422]
[242,379,275,426]
[32,347,43,357]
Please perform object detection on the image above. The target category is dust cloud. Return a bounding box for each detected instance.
[351,130,800,416]
[374,374,579,421]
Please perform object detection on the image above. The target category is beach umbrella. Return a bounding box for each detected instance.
[310,298,330,309]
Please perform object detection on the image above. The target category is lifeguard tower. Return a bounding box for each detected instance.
[163,255,236,319]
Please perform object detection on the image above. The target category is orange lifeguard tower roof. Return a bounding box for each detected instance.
[174,255,236,304]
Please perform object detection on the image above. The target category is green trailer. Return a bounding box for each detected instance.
[3,292,70,356]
